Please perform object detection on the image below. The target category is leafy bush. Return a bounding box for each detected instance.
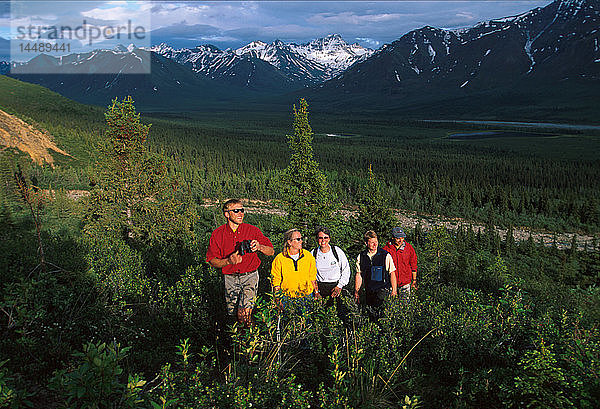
[50,342,146,409]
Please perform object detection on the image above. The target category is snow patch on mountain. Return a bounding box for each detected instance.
[235,34,373,80]
[428,45,436,62]
[151,34,373,84]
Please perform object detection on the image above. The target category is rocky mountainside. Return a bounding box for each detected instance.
[234,34,373,83]
[149,43,294,90]
[151,34,373,87]
[314,0,599,101]
[0,107,71,167]
[8,47,252,109]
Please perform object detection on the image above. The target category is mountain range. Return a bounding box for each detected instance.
[315,0,599,96]
[3,0,599,120]
[151,34,372,88]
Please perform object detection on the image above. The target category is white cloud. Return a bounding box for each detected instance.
[200,35,238,43]
[2,0,555,50]
[308,11,411,26]
[455,12,477,20]
[356,37,381,48]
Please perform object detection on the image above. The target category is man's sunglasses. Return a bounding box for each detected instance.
[227,208,245,214]
[292,237,303,241]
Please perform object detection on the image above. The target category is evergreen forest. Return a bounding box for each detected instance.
[1,75,599,408]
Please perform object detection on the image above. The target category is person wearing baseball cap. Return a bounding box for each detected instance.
[383,227,418,298]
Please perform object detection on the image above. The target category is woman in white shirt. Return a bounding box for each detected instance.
[312,227,351,324]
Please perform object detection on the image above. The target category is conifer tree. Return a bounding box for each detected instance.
[505,225,515,255]
[568,235,578,260]
[353,165,396,246]
[278,98,334,232]
[426,226,453,282]
[84,97,197,296]
[414,222,423,246]
[526,233,536,256]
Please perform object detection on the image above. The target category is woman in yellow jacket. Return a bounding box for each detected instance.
[271,228,320,300]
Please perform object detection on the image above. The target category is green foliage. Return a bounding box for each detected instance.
[352,165,396,248]
[50,342,146,409]
[1,78,600,408]
[0,360,16,407]
[425,226,454,282]
[504,340,572,409]
[278,98,334,232]
[561,324,600,408]
[83,97,198,300]
[149,331,314,408]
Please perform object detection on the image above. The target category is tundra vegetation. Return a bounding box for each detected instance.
[0,77,599,408]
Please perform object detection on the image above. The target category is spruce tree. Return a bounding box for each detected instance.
[278,98,334,232]
[568,235,578,260]
[426,226,453,283]
[353,165,396,248]
[526,233,536,256]
[84,97,197,297]
[505,224,515,255]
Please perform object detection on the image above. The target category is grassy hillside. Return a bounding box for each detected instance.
[0,75,104,164]
[1,76,599,233]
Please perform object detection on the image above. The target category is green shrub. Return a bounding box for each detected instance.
[503,339,572,408]
[50,341,146,409]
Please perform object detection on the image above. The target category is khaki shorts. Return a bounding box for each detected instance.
[223,270,259,315]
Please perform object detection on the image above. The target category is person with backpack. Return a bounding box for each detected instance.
[354,230,397,319]
[383,227,418,299]
[312,227,351,321]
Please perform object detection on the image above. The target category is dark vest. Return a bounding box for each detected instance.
[359,248,390,292]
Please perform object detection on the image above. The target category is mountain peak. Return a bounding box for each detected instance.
[149,43,175,54]
[558,0,587,6]
[556,0,594,12]
[114,44,136,52]
[113,44,128,52]
[309,34,348,47]
[193,44,222,53]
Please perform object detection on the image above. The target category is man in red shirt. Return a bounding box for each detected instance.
[206,199,274,326]
[383,227,418,298]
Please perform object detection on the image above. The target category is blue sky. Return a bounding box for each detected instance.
[2,1,553,53]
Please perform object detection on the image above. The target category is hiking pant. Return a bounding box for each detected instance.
[365,288,390,321]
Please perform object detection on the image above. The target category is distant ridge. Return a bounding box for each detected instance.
[7,48,260,109]
[307,0,600,118]
[151,34,373,87]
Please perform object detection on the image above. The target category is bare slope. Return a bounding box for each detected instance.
[0,108,71,166]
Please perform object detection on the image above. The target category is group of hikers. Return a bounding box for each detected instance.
[206,199,418,327]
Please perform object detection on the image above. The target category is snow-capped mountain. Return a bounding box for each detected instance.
[0,61,9,75]
[4,0,598,117]
[150,43,294,90]
[8,47,251,109]
[316,0,599,99]
[234,39,329,83]
[234,34,373,82]
[151,34,373,86]
[292,34,373,73]
[11,46,151,74]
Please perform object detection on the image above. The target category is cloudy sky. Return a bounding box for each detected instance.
[2,0,553,54]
